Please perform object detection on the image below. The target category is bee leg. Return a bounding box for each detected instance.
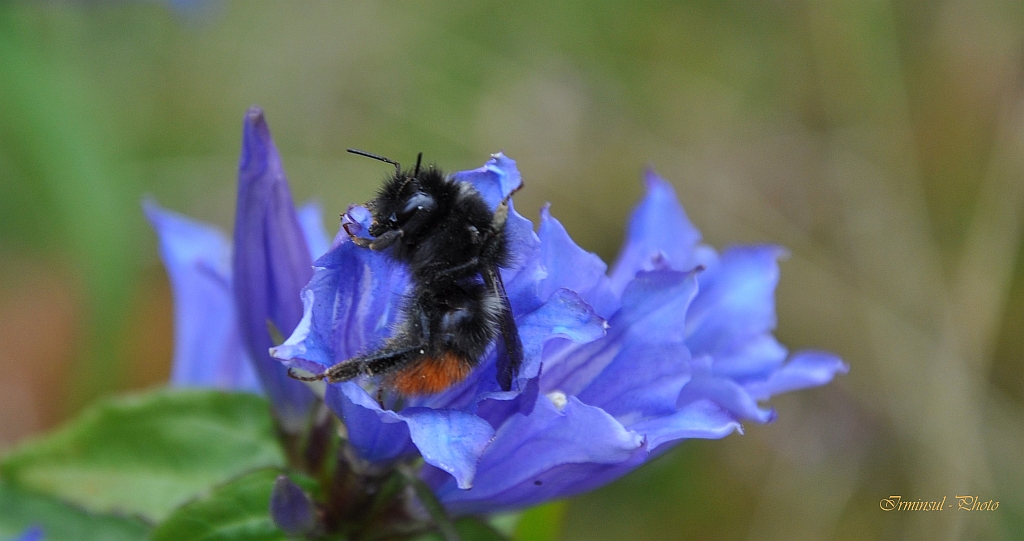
[287,367,325,382]
[317,342,427,386]
[320,359,367,383]
[367,229,403,251]
[361,343,427,377]
[343,221,402,250]
[350,236,374,249]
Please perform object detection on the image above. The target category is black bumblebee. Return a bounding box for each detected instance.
[289,149,524,395]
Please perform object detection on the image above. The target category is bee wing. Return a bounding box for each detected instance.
[482,265,523,391]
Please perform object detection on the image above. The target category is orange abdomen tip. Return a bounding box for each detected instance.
[390,352,473,395]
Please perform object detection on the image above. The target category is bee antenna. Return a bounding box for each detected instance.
[347,148,401,175]
[413,152,423,178]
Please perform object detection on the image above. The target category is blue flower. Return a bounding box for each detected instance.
[269,475,318,537]
[146,106,327,431]
[6,526,43,541]
[271,156,848,514]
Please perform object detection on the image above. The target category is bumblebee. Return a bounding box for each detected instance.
[289,149,523,395]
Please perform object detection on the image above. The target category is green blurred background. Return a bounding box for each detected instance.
[1,1,1022,539]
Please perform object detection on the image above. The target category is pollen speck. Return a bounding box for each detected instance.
[545,390,568,411]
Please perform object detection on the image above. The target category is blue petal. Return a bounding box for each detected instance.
[268,289,330,375]
[537,206,618,318]
[270,475,317,537]
[516,289,606,383]
[685,245,786,357]
[8,526,43,541]
[542,269,699,397]
[450,152,522,209]
[576,341,690,421]
[711,333,788,382]
[559,271,699,426]
[296,201,331,260]
[629,400,740,452]
[430,396,644,515]
[745,350,849,400]
[327,382,493,489]
[143,200,260,393]
[609,169,704,292]
[676,363,776,424]
[340,204,373,247]
[401,407,496,489]
[232,106,316,430]
[474,375,541,430]
[500,205,545,314]
[325,383,415,464]
[271,239,408,372]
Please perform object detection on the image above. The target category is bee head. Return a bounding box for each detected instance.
[367,172,438,238]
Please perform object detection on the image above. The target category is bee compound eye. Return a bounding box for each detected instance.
[398,193,436,221]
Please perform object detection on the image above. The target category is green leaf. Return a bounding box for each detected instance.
[0,482,149,541]
[150,468,287,541]
[1,389,286,522]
